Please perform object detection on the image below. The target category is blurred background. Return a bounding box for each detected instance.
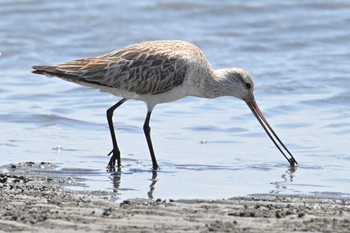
[1,0,349,200]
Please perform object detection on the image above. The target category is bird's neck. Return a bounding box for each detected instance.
[196,69,231,99]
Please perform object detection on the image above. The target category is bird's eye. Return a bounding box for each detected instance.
[245,83,251,89]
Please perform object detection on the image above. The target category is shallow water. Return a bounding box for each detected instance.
[1,0,350,201]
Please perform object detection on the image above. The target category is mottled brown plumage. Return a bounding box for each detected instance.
[33,41,209,96]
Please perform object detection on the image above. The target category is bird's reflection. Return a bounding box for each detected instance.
[147,171,158,199]
[108,167,158,199]
[270,166,297,194]
[108,167,122,192]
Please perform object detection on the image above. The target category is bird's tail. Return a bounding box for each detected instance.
[32,65,79,80]
[32,65,59,75]
[32,64,107,89]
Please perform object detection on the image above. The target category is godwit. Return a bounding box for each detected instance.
[32,40,297,170]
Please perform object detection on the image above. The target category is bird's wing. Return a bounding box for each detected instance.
[39,45,188,95]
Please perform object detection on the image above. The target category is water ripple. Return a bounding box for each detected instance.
[1,0,349,200]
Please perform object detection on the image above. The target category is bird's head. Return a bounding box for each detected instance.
[216,68,255,102]
[215,68,297,167]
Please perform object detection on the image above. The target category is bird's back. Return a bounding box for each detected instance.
[32,40,211,96]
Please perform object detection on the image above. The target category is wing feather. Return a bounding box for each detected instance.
[52,44,188,95]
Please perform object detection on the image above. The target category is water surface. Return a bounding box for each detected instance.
[1,0,350,200]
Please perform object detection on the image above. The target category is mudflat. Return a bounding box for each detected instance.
[0,166,349,232]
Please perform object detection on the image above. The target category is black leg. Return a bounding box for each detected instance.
[143,111,159,170]
[106,98,127,168]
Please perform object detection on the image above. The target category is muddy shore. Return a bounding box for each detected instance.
[0,164,349,232]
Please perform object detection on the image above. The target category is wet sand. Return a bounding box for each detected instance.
[1,164,349,232]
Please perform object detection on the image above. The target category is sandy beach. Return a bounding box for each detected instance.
[1,164,349,233]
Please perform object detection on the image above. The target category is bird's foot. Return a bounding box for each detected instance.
[152,164,160,171]
[289,157,298,167]
[107,149,121,169]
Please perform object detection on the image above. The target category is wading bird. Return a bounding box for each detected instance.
[32,40,297,170]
